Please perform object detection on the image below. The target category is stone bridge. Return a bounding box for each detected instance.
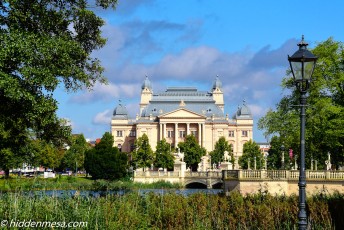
[133,170,223,188]
[223,170,344,195]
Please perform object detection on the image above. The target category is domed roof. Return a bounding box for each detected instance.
[212,76,222,90]
[234,100,252,119]
[141,76,152,90]
[113,100,129,119]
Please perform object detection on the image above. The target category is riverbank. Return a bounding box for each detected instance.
[0,191,343,229]
[0,176,182,192]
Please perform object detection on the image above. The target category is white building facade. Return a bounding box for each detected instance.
[111,76,253,158]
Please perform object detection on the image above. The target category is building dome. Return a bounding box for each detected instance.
[212,76,222,90]
[234,100,252,119]
[141,76,152,90]
[113,101,129,119]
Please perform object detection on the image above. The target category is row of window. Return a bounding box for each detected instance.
[229,130,248,137]
[116,130,136,137]
[116,130,248,138]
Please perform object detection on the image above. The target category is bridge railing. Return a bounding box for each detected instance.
[184,171,222,178]
[223,170,344,181]
[134,170,222,178]
[134,171,180,177]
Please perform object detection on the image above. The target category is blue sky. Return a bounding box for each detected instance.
[56,0,344,142]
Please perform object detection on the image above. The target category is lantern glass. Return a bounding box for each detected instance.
[290,60,316,82]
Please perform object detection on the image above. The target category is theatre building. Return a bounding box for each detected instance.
[111,76,253,158]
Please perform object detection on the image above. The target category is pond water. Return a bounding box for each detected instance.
[2,189,223,198]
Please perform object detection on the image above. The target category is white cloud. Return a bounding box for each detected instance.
[93,109,112,125]
[69,82,140,103]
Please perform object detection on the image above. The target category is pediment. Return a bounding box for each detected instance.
[159,108,206,119]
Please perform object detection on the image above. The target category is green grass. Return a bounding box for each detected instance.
[0,191,342,229]
[0,176,182,192]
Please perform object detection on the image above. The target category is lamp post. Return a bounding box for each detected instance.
[288,35,317,230]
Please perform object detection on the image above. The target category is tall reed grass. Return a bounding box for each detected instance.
[0,191,342,229]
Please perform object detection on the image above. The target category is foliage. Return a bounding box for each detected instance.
[61,134,89,172]
[154,139,175,171]
[84,132,128,180]
[239,140,264,169]
[132,134,154,171]
[0,191,343,229]
[30,139,64,170]
[267,136,294,170]
[209,136,233,166]
[0,0,118,177]
[258,38,344,169]
[178,135,206,171]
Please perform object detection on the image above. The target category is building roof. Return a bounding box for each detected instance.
[141,76,152,90]
[233,100,252,119]
[140,87,225,118]
[113,101,129,120]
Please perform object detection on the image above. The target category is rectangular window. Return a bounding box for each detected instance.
[167,130,174,138]
[229,131,235,137]
[179,130,186,138]
[116,131,123,137]
[129,130,136,137]
[191,131,198,136]
[242,131,248,137]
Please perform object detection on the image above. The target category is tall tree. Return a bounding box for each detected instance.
[84,132,128,180]
[133,134,154,171]
[209,136,233,166]
[258,38,344,169]
[178,135,206,171]
[239,140,263,169]
[0,0,118,177]
[154,138,174,171]
[61,134,89,172]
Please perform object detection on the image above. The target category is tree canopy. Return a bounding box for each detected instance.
[132,134,154,171]
[258,38,344,169]
[209,136,233,166]
[0,0,118,176]
[239,140,263,169]
[84,132,128,180]
[154,138,174,171]
[61,134,89,172]
[178,135,206,171]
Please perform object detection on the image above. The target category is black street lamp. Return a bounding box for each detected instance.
[288,35,317,230]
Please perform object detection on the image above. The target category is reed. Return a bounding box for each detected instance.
[0,191,342,229]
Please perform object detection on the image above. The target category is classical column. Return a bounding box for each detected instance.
[175,123,178,147]
[202,123,205,148]
[163,123,166,140]
[159,123,162,141]
[198,123,201,144]
[186,123,190,136]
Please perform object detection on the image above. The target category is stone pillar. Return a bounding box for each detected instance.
[159,123,162,141]
[202,123,205,147]
[163,123,166,140]
[186,123,190,136]
[175,123,178,147]
[198,123,201,144]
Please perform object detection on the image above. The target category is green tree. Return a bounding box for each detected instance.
[154,139,175,171]
[133,134,154,171]
[61,134,89,172]
[258,38,344,169]
[84,132,128,180]
[209,137,233,166]
[178,135,206,171]
[30,139,64,170]
[239,140,263,169]
[0,0,118,177]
